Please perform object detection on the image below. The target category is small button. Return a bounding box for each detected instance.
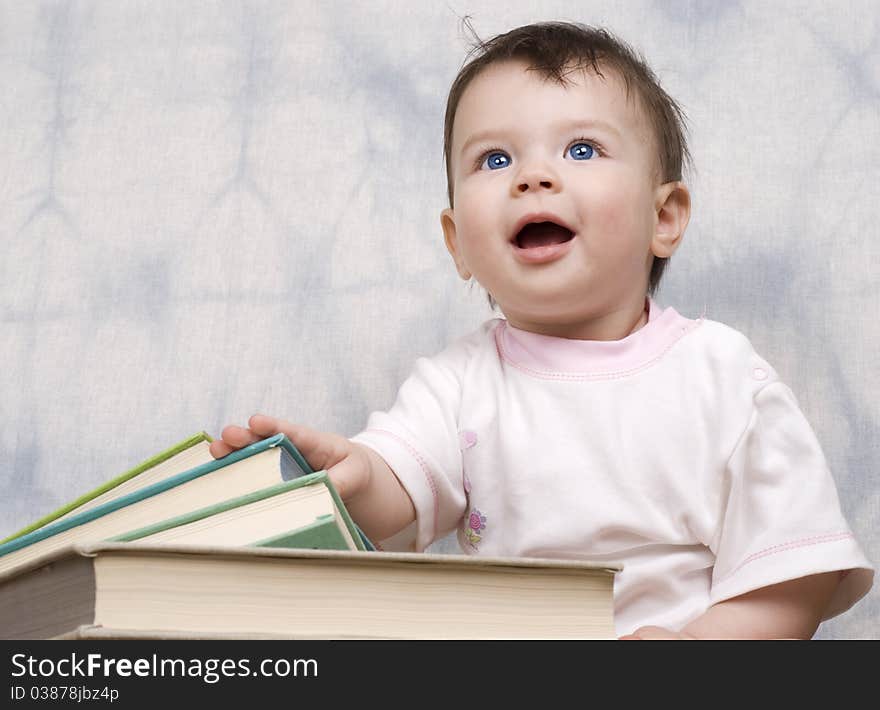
[753,367,768,381]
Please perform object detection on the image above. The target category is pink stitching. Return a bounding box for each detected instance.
[494,319,703,381]
[717,532,855,583]
[362,428,440,543]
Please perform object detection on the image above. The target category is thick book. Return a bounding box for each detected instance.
[108,471,363,552]
[0,432,215,544]
[0,434,370,575]
[0,542,619,640]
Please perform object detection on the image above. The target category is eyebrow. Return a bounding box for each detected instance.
[459,119,623,157]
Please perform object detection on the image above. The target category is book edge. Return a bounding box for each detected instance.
[57,625,390,640]
[77,540,622,573]
[0,434,279,557]
[107,471,329,542]
[0,432,213,544]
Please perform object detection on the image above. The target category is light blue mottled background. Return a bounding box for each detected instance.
[1,0,877,639]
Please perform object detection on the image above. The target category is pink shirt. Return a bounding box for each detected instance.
[352,300,874,636]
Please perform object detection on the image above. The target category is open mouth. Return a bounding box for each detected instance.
[513,221,575,249]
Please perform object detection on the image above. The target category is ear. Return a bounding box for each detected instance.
[441,207,472,280]
[651,181,691,259]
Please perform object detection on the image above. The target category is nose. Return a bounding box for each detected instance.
[512,161,561,196]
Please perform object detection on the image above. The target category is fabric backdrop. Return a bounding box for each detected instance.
[1,0,877,639]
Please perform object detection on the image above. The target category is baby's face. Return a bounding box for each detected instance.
[442,60,685,337]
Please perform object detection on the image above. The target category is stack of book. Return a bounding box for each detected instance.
[0,432,619,639]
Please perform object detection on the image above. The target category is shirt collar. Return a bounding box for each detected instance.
[495,298,700,379]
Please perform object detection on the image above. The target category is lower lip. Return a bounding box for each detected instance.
[511,237,575,264]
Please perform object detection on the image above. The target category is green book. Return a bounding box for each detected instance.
[1,432,215,544]
[108,471,365,552]
[258,514,351,550]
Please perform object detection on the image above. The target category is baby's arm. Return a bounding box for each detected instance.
[210,414,416,543]
[621,571,840,640]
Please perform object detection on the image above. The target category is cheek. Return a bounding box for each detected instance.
[582,196,638,246]
[453,191,496,241]
[583,174,653,239]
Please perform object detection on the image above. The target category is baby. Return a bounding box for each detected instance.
[210,22,873,639]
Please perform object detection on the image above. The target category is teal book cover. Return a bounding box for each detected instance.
[0,431,214,544]
[0,434,321,558]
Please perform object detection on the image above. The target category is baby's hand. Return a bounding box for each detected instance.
[210,414,372,502]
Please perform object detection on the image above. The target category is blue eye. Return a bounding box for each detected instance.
[568,142,595,160]
[480,151,511,170]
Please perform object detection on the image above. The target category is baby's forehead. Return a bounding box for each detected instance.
[488,60,648,127]
[458,60,658,159]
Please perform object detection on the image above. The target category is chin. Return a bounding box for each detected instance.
[497,295,583,324]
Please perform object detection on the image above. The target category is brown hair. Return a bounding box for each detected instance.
[443,20,692,295]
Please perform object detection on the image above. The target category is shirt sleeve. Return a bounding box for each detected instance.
[709,381,874,619]
[350,342,471,552]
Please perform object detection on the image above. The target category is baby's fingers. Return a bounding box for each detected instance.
[209,440,234,459]
[209,423,261,459]
[246,414,287,437]
[222,423,262,448]
[245,417,353,475]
